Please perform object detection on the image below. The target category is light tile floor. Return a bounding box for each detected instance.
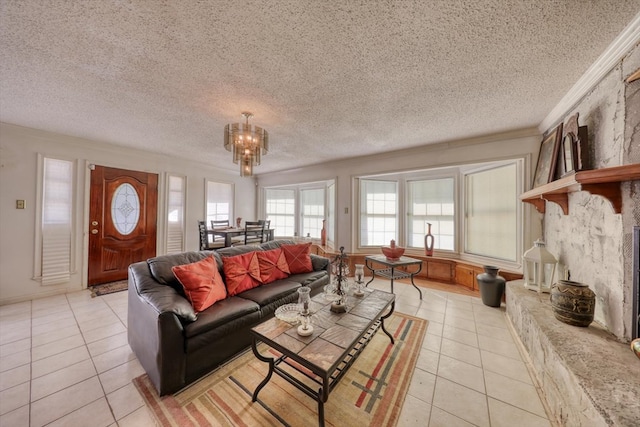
[0,280,555,426]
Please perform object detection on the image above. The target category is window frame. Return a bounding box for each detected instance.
[34,154,77,284]
[461,160,524,268]
[405,175,457,253]
[262,180,335,242]
[166,174,186,254]
[358,178,399,248]
[264,187,297,238]
[354,158,523,269]
[205,179,234,226]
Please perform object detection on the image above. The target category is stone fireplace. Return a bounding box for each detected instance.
[633,226,639,339]
[506,41,640,425]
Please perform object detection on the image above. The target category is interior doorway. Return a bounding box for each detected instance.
[88,165,158,286]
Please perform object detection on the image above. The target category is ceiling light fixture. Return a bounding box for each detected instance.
[224,112,269,177]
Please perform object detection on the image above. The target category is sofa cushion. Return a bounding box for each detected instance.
[256,248,290,284]
[259,239,295,251]
[171,256,227,313]
[222,251,261,296]
[147,251,213,294]
[281,242,313,274]
[184,296,260,339]
[239,279,301,306]
[290,270,330,287]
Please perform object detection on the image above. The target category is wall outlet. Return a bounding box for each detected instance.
[344,207,349,214]
[16,200,25,209]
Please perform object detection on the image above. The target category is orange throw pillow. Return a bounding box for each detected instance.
[172,256,227,313]
[281,243,313,274]
[256,248,290,284]
[222,251,261,296]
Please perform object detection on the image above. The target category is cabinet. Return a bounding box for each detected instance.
[455,264,484,290]
[520,164,640,214]
[311,245,521,289]
[426,259,455,282]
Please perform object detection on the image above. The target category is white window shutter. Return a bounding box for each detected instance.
[41,158,73,286]
[166,175,185,254]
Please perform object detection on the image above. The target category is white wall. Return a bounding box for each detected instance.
[257,129,542,255]
[0,123,255,304]
[542,44,640,340]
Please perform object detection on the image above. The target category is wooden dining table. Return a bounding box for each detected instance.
[208,227,275,247]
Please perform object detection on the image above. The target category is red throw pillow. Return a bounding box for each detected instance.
[172,256,227,313]
[222,251,261,296]
[256,248,290,284]
[281,243,313,274]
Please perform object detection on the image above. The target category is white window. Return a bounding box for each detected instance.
[265,188,295,237]
[39,157,74,286]
[464,163,518,261]
[407,178,455,250]
[206,180,233,224]
[301,188,325,238]
[166,175,186,254]
[360,179,397,247]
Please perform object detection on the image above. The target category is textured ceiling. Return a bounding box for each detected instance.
[1,1,639,174]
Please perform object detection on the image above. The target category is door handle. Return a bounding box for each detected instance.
[91,229,98,234]
[91,221,99,226]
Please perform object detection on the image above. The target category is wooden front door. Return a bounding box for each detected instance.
[88,166,158,285]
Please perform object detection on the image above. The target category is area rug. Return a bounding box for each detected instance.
[90,280,128,297]
[133,312,427,427]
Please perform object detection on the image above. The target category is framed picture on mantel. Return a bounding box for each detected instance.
[532,123,563,188]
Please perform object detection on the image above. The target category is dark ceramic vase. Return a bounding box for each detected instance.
[476,266,506,307]
[550,280,595,327]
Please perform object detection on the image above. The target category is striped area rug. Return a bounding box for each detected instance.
[133,312,427,427]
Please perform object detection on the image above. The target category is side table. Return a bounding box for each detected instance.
[364,254,423,299]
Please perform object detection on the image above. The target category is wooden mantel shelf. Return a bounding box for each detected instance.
[520,164,640,214]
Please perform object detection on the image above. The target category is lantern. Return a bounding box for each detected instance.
[523,239,557,293]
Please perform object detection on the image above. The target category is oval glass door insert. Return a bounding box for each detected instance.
[111,183,140,235]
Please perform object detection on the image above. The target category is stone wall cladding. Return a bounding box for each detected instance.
[507,282,640,426]
[543,43,640,340]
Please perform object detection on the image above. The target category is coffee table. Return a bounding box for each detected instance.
[364,254,423,299]
[250,288,395,427]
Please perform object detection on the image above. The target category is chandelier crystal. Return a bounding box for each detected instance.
[224,112,269,177]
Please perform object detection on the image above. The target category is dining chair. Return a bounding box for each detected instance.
[210,219,230,248]
[241,220,265,245]
[197,220,215,250]
[258,219,271,242]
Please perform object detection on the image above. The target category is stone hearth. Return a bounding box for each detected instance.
[506,281,640,426]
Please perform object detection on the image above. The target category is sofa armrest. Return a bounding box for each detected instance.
[310,253,330,273]
[127,262,189,395]
[128,261,196,322]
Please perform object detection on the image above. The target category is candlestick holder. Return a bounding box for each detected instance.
[326,246,350,313]
[354,264,365,296]
[297,286,314,336]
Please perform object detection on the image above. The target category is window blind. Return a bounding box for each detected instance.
[359,179,397,246]
[166,175,185,254]
[41,158,73,286]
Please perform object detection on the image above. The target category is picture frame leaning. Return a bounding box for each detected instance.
[532,123,563,188]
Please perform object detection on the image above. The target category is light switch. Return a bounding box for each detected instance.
[16,200,25,209]
[344,207,349,214]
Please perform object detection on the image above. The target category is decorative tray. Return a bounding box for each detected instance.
[274,303,301,323]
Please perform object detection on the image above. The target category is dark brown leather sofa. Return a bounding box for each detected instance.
[127,240,330,395]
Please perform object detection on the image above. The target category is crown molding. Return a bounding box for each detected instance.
[539,12,640,133]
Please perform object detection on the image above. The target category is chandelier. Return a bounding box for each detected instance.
[224,112,269,177]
